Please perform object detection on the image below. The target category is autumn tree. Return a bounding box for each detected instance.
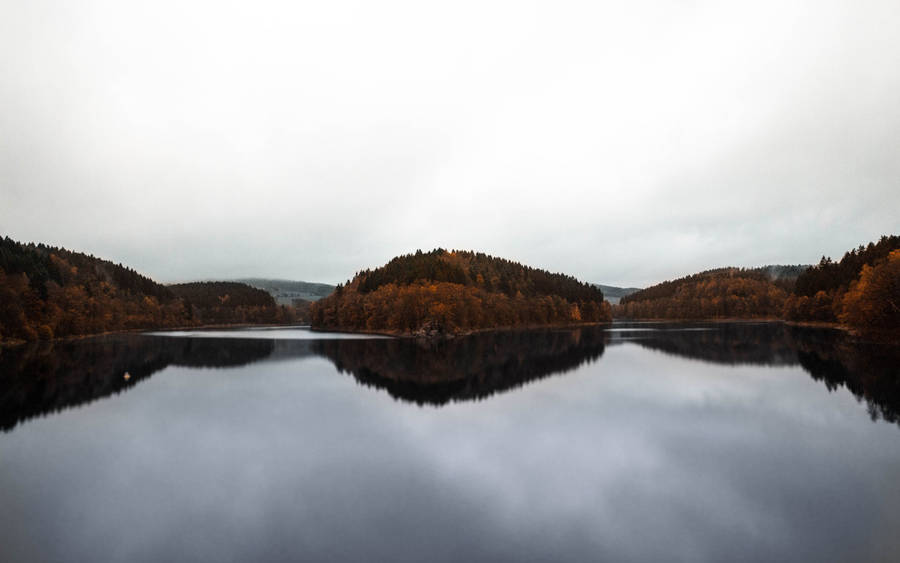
[839,250,900,338]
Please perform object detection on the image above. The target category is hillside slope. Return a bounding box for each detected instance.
[0,236,186,341]
[0,236,299,342]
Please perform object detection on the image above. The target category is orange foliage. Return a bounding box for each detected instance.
[616,274,787,320]
[839,250,900,338]
[312,281,610,334]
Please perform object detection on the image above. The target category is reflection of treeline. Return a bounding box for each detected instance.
[312,249,611,335]
[614,235,899,341]
[0,335,274,432]
[0,236,300,342]
[3,324,898,433]
[790,327,900,425]
[312,328,607,405]
[0,329,608,429]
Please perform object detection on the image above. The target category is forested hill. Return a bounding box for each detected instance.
[616,267,794,320]
[0,236,297,343]
[614,234,900,341]
[311,249,611,335]
[0,236,185,341]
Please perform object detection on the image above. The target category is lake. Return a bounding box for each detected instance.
[2,322,899,562]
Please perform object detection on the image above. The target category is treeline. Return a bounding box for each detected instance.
[356,249,604,302]
[615,235,899,341]
[615,268,792,320]
[0,236,298,342]
[312,249,611,335]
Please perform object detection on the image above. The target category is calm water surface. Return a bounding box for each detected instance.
[2,323,899,562]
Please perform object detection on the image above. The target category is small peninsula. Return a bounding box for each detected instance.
[310,249,612,336]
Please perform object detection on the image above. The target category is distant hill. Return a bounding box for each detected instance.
[597,267,806,306]
[593,284,641,305]
[311,249,611,336]
[0,235,300,342]
[234,278,335,305]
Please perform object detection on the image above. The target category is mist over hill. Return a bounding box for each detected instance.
[234,278,335,305]
[593,284,642,305]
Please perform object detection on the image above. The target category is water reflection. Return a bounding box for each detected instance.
[1,323,898,432]
[607,321,799,365]
[792,328,900,425]
[611,322,900,425]
[312,328,606,405]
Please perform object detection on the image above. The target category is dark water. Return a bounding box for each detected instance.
[2,323,899,563]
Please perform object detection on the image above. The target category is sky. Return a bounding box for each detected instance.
[1,0,898,287]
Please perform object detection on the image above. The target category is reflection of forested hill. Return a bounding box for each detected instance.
[311,328,607,405]
[0,330,607,429]
[791,327,900,425]
[0,336,275,432]
[609,322,799,366]
[2,324,898,432]
[610,322,900,427]
[0,336,168,431]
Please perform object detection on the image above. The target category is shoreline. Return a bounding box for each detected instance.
[5,319,891,348]
[613,317,851,331]
[309,321,614,339]
[0,322,308,348]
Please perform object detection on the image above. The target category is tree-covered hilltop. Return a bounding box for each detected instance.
[0,236,298,342]
[615,267,796,320]
[311,249,611,335]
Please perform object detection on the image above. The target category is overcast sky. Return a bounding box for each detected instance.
[1,1,898,287]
